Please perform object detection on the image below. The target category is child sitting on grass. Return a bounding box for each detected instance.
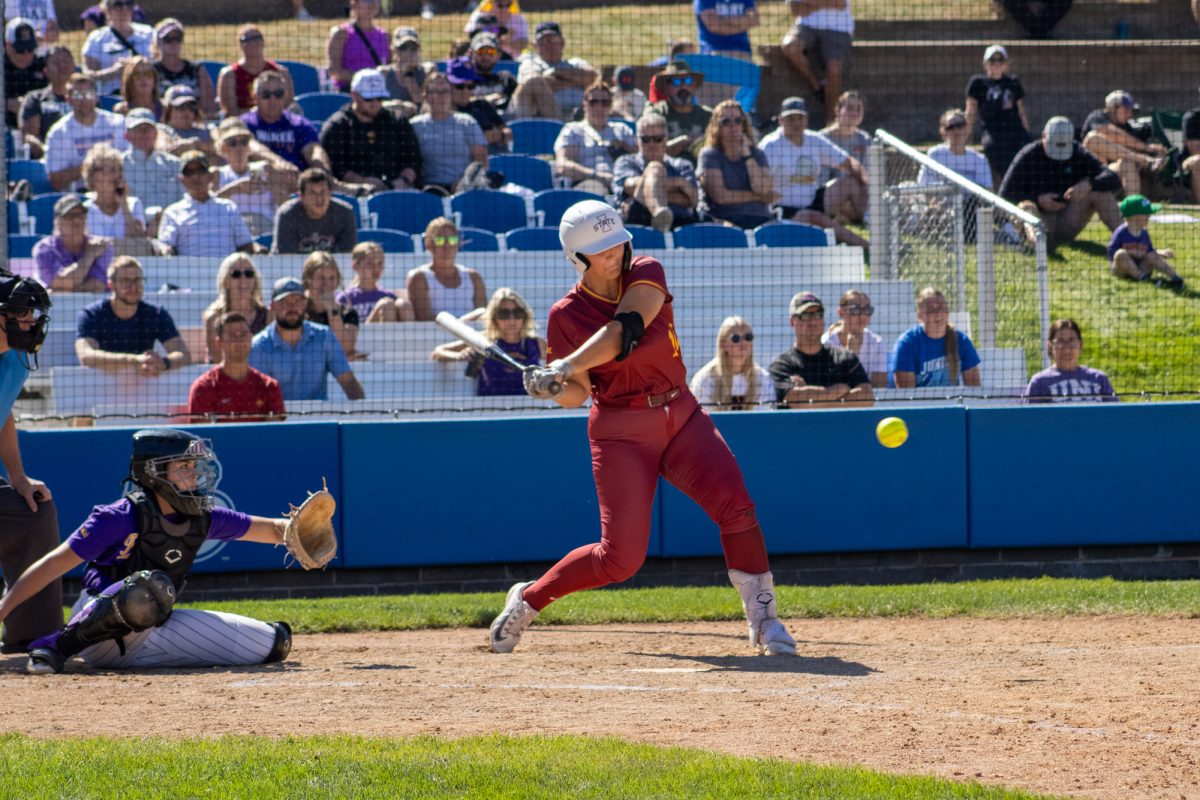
[1107,194,1184,289]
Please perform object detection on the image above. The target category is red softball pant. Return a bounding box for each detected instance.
[523,390,769,611]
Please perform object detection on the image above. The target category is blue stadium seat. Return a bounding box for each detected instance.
[332,192,363,227]
[296,92,348,124]
[199,60,224,88]
[509,118,564,157]
[450,189,528,234]
[533,189,605,228]
[7,200,22,234]
[97,94,120,112]
[8,234,41,258]
[457,227,500,252]
[678,54,762,116]
[752,221,831,248]
[504,226,561,252]
[255,233,273,250]
[7,159,51,196]
[27,193,64,235]
[356,228,416,253]
[671,223,749,249]
[366,190,446,234]
[626,224,666,250]
[278,60,322,97]
[489,154,554,193]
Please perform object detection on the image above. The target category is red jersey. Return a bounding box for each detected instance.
[187,365,286,422]
[546,256,686,406]
[233,60,282,111]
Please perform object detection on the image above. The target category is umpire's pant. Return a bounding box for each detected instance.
[0,479,63,649]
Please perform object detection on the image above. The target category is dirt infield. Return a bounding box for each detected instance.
[2,616,1197,799]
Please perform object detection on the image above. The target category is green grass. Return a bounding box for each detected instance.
[0,732,1064,799]
[181,577,1200,634]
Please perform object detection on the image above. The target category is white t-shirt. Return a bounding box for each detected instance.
[44,110,128,189]
[158,194,252,257]
[690,362,775,410]
[822,327,886,378]
[81,23,153,95]
[917,144,993,191]
[760,127,849,210]
[218,164,277,228]
[6,0,57,36]
[800,0,854,34]
[84,194,145,239]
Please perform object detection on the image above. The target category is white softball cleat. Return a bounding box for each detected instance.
[728,569,797,656]
[489,581,539,654]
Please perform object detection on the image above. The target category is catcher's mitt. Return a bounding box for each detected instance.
[283,478,337,570]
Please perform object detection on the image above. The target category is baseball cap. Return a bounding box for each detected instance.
[350,68,389,99]
[178,150,209,172]
[469,13,508,36]
[535,21,562,40]
[446,57,482,86]
[155,18,183,41]
[124,107,158,130]
[53,193,87,218]
[1042,116,1075,161]
[470,31,500,52]
[80,5,106,28]
[983,44,1008,62]
[5,18,37,53]
[164,84,198,106]
[392,26,419,47]
[789,291,823,316]
[1105,90,1136,110]
[1119,194,1161,217]
[779,97,808,117]
[614,65,636,91]
[272,276,305,301]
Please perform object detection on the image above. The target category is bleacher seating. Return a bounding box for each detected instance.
[457,227,501,252]
[752,222,832,248]
[333,193,364,228]
[8,159,51,196]
[356,228,416,253]
[504,227,561,252]
[255,234,273,250]
[199,60,223,88]
[277,60,322,96]
[9,234,40,258]
[450,189,529,234]
[490,155,555,193]
[533,189,605,228]
[671,223,750,250]
[678,54,761,116]
[366,190,446,234]
[296,92,348,124]
[26,193,63,235]
[627,225,667,250]
[509,119,564,157]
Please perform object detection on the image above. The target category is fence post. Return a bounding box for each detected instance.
[975,204,995,349]
[1035,230,1051,370]
[868,138,888,278]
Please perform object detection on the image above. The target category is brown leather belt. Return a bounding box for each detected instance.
[601,386,682,409]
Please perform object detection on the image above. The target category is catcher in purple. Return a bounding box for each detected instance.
[0,429,295,674]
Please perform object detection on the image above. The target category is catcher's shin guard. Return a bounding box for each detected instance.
[728,569,796,656]
[264,621,292,664]
[56,570,176,658]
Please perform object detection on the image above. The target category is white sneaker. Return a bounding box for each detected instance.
[728,569,797,656]
[489,581,538,653]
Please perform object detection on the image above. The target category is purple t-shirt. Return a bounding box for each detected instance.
[478,336,541,396]
[67,499,251,593]
[1022,366,1117,403]
[336,286,396,319]
[32,235,113,288]
[1107,222,1154,261]
[241,109,320,170]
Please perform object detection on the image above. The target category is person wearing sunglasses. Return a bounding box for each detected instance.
[4,18,48,131]
[319,68,424,194]
[81,0,152,97]
[406,216,488,321]
[554,80,637,195]
[376,26,425,115]
[646,60,711,164]
[768,291,873,408]
[465,0,529,56]
[217,25,294,118]
[511,21,597,120]
[45,74,127,192]
[821,289,885,388]
[157,151,258,258]
[914,108,993,243]
[467,32,517,115]
[432,287,545,396]
[446,56,511,155]
[690,316,774,411]
[613,112,699,232]
[410,72,489,195]
[152,18,217,118]
[214,117,294,238]
[698,98,777,229]
[188,310,286,423]
[695,0,759,62]
[965,45,1032,182]
[112,55,160,117]
[203,253,272,363]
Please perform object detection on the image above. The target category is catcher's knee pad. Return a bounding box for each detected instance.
[57,570,176,657]
[264,621,292,664]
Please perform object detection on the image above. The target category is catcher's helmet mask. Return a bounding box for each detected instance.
[129,429,222,518]
[0,271,52,369]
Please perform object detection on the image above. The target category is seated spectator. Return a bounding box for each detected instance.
[433,287,544,395]
[242,70,333,176]
[121,108,182,233]
[202,253,271,363]
[406,217,487,321]
[818,91,869,222]
[513,21,597,120]
[4,18,46,130]
[1108,194,1183,288]
[695,0,759,61]
[410,73,488,195]
[18,44,73,159]
[45,73,126,191]
[6,1,59,44]
[613,111,699,232]
[217,25,294,118]
[689,315,774,410]
[78,5,105,34]
[821,289,886,388]
[152,18,217,117]
[468,32,517,117]
[466,12,516,59]
[81,0,152,97]
[760,96,868,247]
[918,108,993,191]
[1023,319,1117,403]
[1182,89,1200,204]
[698,99,776,229]
[338,241,414,322]
[465,0,529,55]
[302,251,362,359]
[81,142,150,253]
[554,81,636,196]
[32,193,112,292]
[892,287,980,388]
[319,68,423,193]
[157,151,256,257]
[1081,90,1166,198]
[448,57,510,156]
[111,56,159,116]
[643,60,711,164]
[648,38,697,71]
[612,66,646,121]
[999,116,1121,250]
[272,167,357,255]
[74,255,192,374]
[325,0,389,93]
[998,0,1072,39]
[768,291,874,408]
[214,117,293,238]
[965,45,1032,183]
[378,26,425,116]
[249,276,365,401]
[781,0,854,121]
[188,311,286,422]
[158,85,215,159]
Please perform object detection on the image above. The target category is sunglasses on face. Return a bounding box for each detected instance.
[70,90,98,100]
[230,269,256,279]
[223,136,251,147]
[794,311,823,321]
[719,117,743,127]
[669,76,694,87]
[495,307,527,321]
[161,35,183,44]
[181,167,208,177]
[431,235,459,246]
[474,47,498,57]
[944,121,967,131]
[639,135,665,143]
[258,89,285,99]
[728,332,754,343]
[842,304,874,315]
[987,56,1007,63]
[240,34,264,44]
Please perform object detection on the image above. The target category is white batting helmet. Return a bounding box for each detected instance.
[559,200,632,274]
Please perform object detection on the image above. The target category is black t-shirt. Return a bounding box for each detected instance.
[306,301,361,328]
[1080,109,1152,143]
[1183,107,1200,149]
[18,85,68,139]
[4,53,47,128]
[474,69,517,112]
[318,105,423,186]
[154,59,202,96]
[965,74,1026,145]
[998,139,1122,203]
[768,345,869,403]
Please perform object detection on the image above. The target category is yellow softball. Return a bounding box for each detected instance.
[876,417,909,449]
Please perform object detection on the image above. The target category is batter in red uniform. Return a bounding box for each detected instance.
[488,200,797,656]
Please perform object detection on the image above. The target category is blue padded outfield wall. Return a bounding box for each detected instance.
[13,403,1199,573]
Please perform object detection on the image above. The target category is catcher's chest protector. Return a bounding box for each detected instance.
[93,491,211,592]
